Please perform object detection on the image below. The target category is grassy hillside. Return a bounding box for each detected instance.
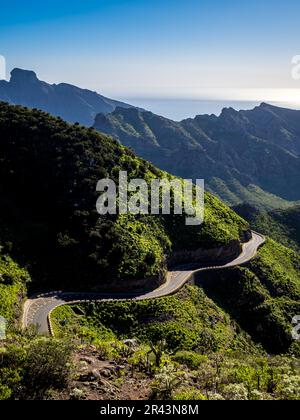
[2,238,299,400]
[0,102,248,291]
[52,285,261,355]
[210,178,298,211]
[234,204,300,253]
[49,238,300,400]
[197,239,300,354]
[0,252,29,323]
[52,239,300,357]
[3,301,300,400]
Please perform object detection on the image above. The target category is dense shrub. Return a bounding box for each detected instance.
[173,351,207,369]
[23,338,73,398]
[0,338,73,400]
[0,253,30,323]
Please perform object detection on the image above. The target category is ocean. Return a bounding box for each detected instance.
[120,98,300,121]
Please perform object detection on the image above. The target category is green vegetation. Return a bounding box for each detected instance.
[47,237,300,400]
[1,102,300,400]
[196,239,300,354]
[94,104,300,210]
[2,231,300,401]
[210,179,298,211]
[234,203,300,253]
[49,294,300,400]
[0,334,73,400]
[250,238,300,299]
[0,102,248,291]
[3,330,299,400]
[52,285,261,355]
[51,239,300,358]
[0,252,30,322]
[172,351,208,369]
[171,354,300,400]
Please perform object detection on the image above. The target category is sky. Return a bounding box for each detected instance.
[1,0,300,116]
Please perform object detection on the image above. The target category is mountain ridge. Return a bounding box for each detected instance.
[94,103,300,209]
[2,68,300,210]
[0,68,138,126]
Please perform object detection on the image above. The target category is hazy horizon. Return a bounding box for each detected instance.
[2,64,300,119]
[118,98,300,120]
[1,0,300,111]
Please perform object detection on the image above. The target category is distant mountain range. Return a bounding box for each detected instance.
[94,104,300,209]
[1,68,300,210]
[0,68,136,126]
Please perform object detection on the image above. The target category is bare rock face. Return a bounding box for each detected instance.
[88,267,167,293]
[168,239,243,267]
[10,68,39,85]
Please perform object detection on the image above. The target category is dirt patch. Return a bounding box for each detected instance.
[51,346,152,400]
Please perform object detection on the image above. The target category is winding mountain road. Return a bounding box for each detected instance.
[22,231,265,335]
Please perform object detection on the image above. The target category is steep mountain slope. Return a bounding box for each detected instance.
[52,238,300,356]
[94,104,300,209]
[3,69,299,210]
[197,238,300,354]
[1,106,300,401]
[234,203,300,253]
[0,68,136,126]
[0,102,248,291]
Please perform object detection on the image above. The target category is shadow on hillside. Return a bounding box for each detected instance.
[193,268,293,355]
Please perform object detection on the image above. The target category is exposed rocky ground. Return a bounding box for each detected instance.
[52,345,152,400]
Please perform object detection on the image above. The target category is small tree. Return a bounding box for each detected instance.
[149,340,167,367]
[151,364,184,400]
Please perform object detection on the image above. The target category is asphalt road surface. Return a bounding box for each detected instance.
[22,231,265,335]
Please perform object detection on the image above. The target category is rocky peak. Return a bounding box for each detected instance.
[10,68,39,84]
